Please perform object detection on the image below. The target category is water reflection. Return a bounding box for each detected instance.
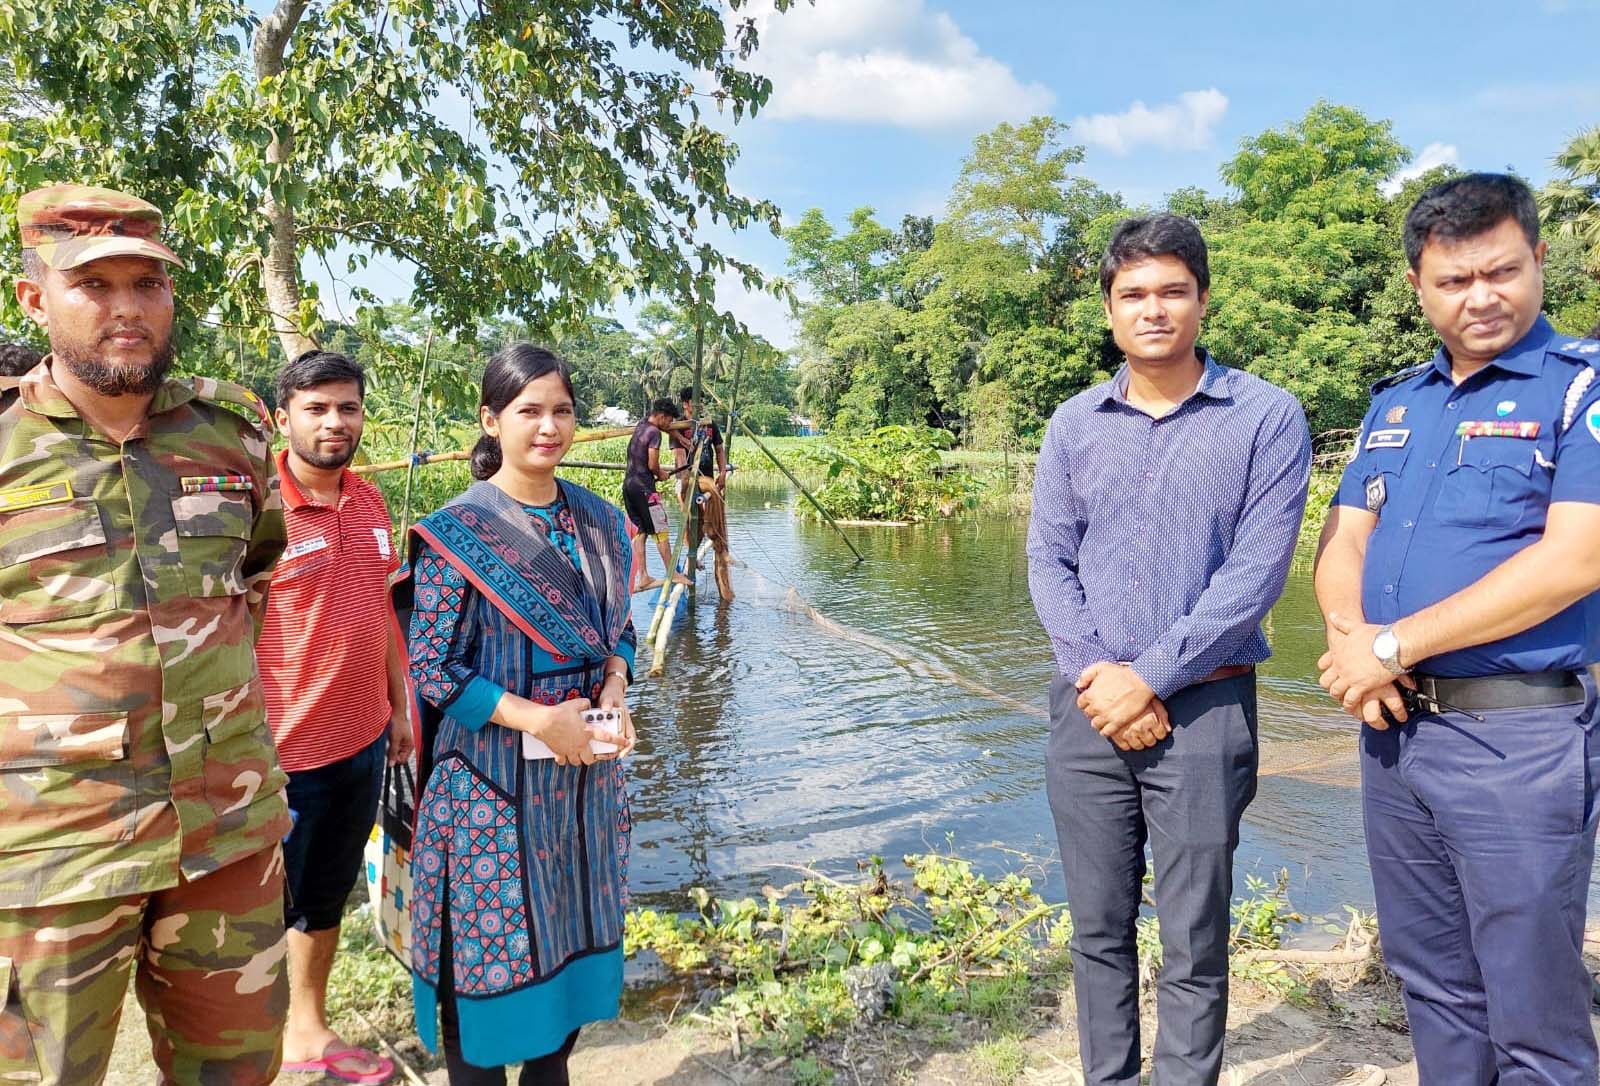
[623,484,1594,923]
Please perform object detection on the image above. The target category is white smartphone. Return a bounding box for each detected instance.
[520,707,623,760]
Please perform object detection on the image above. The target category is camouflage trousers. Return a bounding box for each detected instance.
[0,844,287,1085]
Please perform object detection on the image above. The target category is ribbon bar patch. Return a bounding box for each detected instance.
[1455,420,1540,439]
[180,474,252,494]
[1365,428,1410,450]
[0,480,73,513]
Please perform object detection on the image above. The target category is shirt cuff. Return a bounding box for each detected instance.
[1128,648,1185,701]
[613,640,636,679]
[445,676,505,732]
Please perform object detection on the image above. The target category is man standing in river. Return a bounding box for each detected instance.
[1315,173,1600,1085]
[1028,214,1311,1086]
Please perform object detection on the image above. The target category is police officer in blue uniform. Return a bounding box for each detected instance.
[1315,173,1600,1085]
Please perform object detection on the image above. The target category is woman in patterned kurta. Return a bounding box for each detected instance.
[404,345,637,1085]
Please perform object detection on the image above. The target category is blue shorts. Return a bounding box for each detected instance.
[283,729,388,932]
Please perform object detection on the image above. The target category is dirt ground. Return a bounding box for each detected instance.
[100,930,1600,1085]
[100,963,1423,1086]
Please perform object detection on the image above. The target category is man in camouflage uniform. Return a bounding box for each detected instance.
[0,185,290,1084]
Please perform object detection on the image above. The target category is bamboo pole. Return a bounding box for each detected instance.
[702,387,864,565]
[724,341,745,459]
[351,421,691,476]
[687,298,706,601]
[648,540,712,676]
[397,330,434,539]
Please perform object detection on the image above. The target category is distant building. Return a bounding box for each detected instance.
[791,414,818,437]
[591,404,634,427]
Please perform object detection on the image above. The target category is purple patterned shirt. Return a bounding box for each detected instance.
[1026,355,1311,699]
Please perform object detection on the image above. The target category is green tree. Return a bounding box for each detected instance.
[783,205,895,308]
[1541,125,1600,277]
[1221,101,1408,226]
[946,116,1083,264]
[0,0,797,360]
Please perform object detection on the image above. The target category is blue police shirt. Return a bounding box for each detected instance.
[1335,315,1600,676]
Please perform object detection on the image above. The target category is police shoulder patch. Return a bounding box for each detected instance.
[1369,361,1431,395]
[190,376,274,436]
[1556,337,1600,362]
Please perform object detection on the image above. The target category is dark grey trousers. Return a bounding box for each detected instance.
[1046,671,1259,1086]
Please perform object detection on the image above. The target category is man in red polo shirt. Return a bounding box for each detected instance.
[258,349,412,1085]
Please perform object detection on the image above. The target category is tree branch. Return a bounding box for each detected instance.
[254,0,315,362]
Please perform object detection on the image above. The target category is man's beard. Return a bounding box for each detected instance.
[289,431,358,470]
[53,334,177,396]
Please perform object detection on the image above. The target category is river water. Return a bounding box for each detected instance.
[621,483,1588,929]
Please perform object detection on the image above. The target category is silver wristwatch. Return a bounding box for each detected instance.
[1372,625,1407,676]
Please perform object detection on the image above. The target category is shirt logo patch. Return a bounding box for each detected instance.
[1365,475,1387,513]
[284,535,329,561]
[0,480,72,513]
[373,527,392,558]
[1385,405,1407,424]
[1365,428,1410,450]
[1588,403,1600,445]
[1496,400,1516,417]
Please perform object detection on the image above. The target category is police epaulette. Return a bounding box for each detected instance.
[1370,362,1431,395]
[190,375,274,435]
[1553,337,1600,369]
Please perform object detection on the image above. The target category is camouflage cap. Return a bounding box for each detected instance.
[17,183,186,272]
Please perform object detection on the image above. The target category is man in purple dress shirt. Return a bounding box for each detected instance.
[1027,214,1311,1086]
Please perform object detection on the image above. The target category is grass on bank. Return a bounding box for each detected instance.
[326,851,1386,1086]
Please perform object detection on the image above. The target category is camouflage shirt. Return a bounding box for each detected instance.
[0,362,290,908]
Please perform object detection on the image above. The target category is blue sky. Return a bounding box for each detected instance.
[314,0,1600,347]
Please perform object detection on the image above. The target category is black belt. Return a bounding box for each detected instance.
[1411,666,1598,713]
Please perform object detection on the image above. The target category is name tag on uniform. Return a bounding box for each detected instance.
[373,527,392,558]
[0,480,72,513]
[1365,429,1410,450]
[284,535,329,561]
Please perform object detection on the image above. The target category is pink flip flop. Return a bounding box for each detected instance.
[282,1045,395,1085]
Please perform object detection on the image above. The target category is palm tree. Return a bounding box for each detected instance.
[1541,126,1600,277]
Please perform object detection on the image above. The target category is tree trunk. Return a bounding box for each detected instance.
[254,0,315,362]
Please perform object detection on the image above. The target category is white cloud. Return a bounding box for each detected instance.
[1068,89,1229,156]
[739,0,1054,131]
[712,266,797,349]
[1381,141,1460,196]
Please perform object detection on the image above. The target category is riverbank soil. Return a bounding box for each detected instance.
[102,971,1417,1084]
[102,935,1600,1085]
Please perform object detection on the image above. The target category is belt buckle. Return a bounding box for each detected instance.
[1405,676,1485,722]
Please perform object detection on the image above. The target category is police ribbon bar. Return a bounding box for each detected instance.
[1455,420,1541,439]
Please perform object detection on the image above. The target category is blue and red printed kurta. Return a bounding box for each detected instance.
[405,481,635,1067]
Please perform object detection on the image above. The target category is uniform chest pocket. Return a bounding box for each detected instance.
[1435,437,1547,529]
[172,491,251,597]
[0,503,118,623]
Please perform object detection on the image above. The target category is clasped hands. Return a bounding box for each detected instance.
[1317,612,1413,729]
[1076,662,1170,751]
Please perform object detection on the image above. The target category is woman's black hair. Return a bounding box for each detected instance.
[470,343,576,480]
